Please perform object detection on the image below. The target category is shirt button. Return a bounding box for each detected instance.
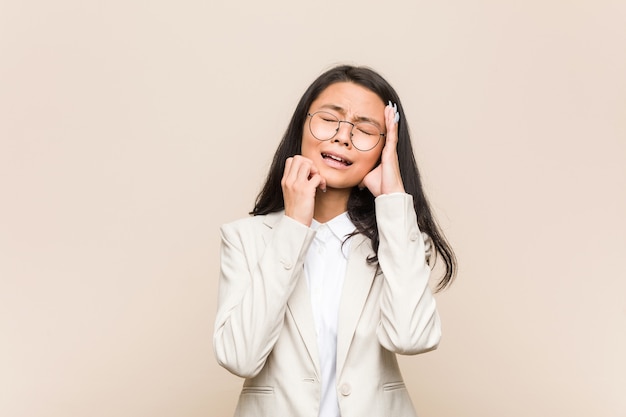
[339,383,351,396]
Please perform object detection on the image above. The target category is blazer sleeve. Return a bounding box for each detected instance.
[213,215,316,378]
[374,193,442,355]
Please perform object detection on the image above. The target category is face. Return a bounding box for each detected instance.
[301,82,386,190]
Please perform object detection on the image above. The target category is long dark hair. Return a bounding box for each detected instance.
[251,65,456,291]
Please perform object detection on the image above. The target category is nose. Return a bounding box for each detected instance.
[333,120,354,147]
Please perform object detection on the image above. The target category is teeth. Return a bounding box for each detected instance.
[323,153,350,165]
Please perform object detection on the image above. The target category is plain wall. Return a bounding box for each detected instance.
[1,0,625,416]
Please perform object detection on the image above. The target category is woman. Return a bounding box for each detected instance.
[213,65,456,417]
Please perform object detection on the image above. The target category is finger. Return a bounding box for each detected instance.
[383,103,399,155]
[316,174,327,192]
[308,173,327,193]
[284,157,293,173]
[307,160,320,178]
[291,156,321,195]
[308,163,327,192]
[282,157,294,184]
[380,103,405,195]
[283,156,310,190]
[294,156,314,183]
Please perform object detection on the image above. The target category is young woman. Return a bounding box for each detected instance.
[213,65,456,417]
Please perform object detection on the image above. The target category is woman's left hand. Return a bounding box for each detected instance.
[359,102,405,197]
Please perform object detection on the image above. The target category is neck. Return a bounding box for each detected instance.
[313,187,351,223]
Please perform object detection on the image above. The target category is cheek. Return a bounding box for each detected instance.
[300,134,317,158]
[354,154,381,180]
[364,148,383,169]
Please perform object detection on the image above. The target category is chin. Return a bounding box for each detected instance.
[324,179,361,191]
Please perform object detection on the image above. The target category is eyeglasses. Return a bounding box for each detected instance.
[306,111,385,152]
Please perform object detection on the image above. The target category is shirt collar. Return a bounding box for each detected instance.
[311,212,356,259]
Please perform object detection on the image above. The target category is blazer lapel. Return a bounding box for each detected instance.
[287,276,321,378]
[263,213,321,378]
[336,234,377,377]
[261,212,281,246]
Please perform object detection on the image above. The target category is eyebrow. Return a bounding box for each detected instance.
[317,104,384,130]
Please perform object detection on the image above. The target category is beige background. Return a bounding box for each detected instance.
[1,0,625,416]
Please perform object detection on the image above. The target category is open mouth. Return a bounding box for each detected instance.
[322,153,352,166]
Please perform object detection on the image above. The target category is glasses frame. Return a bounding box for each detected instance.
[306,111,386,152]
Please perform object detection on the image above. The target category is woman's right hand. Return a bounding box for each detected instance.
[281,155,326,227]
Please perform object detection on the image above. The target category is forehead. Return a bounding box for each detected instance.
[310,82,385,118]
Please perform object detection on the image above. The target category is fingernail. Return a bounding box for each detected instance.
[393,103,398,112]
[394,112,400,123]
[388,100,392,108]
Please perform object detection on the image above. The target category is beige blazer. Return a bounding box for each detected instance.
[213,194,441,417]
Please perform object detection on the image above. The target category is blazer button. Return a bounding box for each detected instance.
[339,383,351,396]
[409,232,419,241]
[280,259,292,270]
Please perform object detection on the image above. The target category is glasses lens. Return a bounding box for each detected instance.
[310,112,339,141]
[352,122,382,151]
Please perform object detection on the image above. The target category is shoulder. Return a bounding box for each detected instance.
[220,212,283,239]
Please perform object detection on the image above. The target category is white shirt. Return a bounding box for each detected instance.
[304,212,355,417]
